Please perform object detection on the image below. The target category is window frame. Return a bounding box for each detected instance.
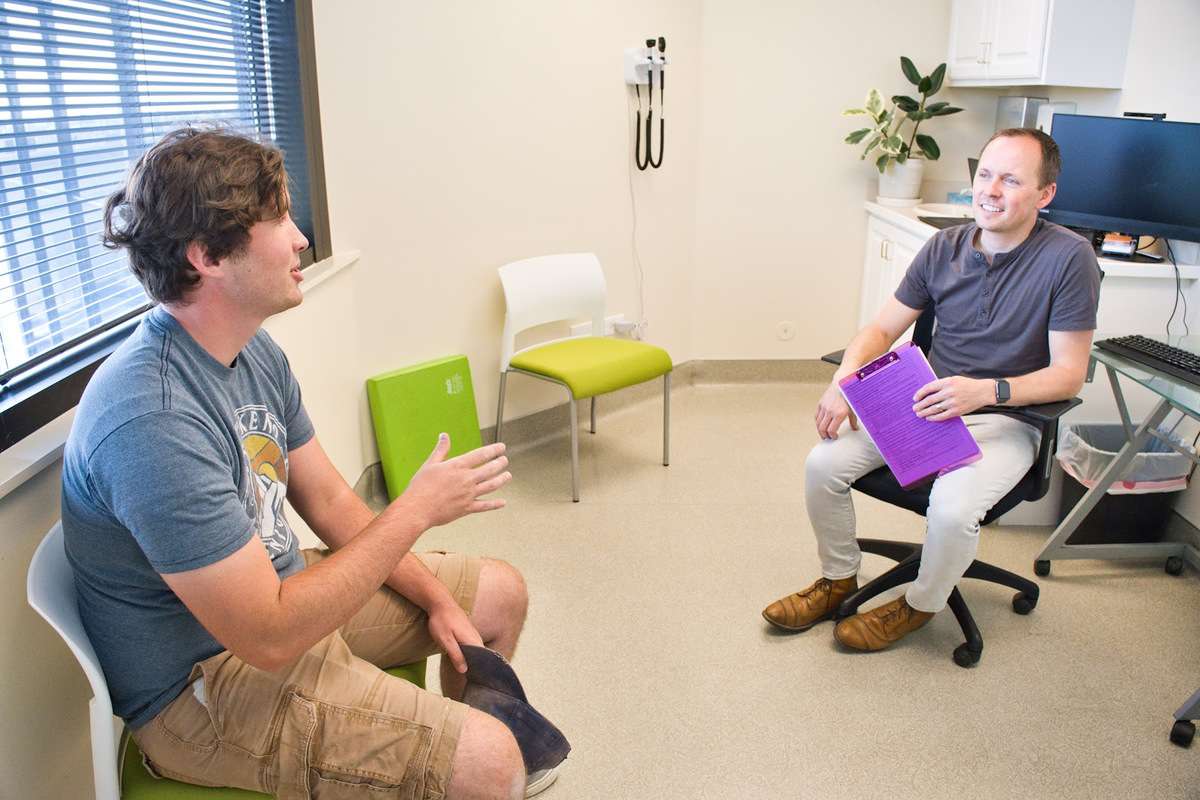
[0,0,331,452]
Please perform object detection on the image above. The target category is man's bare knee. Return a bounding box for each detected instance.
[473,559,528,645]
[448,708,524,800]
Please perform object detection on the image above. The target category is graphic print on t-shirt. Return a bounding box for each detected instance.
[235,404,295,558]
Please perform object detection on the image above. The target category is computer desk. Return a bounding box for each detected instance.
[1034,343,1200,746]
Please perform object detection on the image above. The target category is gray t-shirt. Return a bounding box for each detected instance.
[61,306,314,729]
[895,219,1101,379]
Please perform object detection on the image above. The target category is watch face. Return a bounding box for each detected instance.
[997,380,1011,402]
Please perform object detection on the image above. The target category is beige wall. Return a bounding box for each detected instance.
[691,0,1012,360]
[5,1,1200,796]
[266,0,705,483]
[1,462,94,799]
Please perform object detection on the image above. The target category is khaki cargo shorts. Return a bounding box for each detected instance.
[133,549,482,799]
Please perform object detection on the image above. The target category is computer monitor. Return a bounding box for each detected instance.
[1041,114,1200,243]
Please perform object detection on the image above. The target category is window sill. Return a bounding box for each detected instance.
[0,408,73,501]
[300,249,359,295]
[0,250,361,502]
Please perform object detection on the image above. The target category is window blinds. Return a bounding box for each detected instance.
[0,0,310,383]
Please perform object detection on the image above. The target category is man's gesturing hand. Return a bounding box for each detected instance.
[913,376,993,421]
[815,383,858,440]
[401,434,511,528]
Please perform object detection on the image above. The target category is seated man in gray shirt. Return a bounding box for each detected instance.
[62,127,549,799]
[763,128,1100,651]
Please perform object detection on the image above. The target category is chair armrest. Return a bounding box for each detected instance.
[821,350,845,367]
[974,398,1081,426]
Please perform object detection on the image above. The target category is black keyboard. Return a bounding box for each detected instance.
[1095,335,1200,388]
[918,215,973,230]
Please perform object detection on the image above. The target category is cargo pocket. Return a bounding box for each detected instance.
[136,673,222,786]
[275,690,436,800]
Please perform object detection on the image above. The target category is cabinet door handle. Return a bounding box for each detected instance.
[982,41,991,64]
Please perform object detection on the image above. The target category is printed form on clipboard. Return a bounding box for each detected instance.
[838,342,982,489]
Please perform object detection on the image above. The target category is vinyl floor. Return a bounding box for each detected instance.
[417,381,1200,799]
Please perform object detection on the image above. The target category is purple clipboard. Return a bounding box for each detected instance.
[838,342,981,489]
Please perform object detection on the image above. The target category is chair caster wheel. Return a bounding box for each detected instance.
[1170,719,1195,747]
[952,644,981,668]
[1012,592,1036,615]
[1166,556,1184,575]
[1034,560,1051,577]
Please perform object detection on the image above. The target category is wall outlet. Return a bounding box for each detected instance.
[613,319,640,338]
[570,313,627,338]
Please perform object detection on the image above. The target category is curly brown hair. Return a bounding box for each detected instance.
[102,125,290,304]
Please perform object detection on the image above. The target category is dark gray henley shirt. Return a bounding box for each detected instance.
[894,219,1101,379]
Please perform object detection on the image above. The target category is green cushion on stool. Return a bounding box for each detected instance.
[510,336,672,398]
[386,660,427,689]
[121,662,427,798]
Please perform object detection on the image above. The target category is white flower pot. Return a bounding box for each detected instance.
[877,158,925,203]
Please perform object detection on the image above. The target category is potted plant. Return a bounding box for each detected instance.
[843,57,963,203]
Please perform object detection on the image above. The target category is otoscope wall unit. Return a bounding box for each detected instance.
[626,36,669,170]
[624,42,669,85]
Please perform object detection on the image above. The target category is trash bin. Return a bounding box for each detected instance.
[1056,423,1192,544]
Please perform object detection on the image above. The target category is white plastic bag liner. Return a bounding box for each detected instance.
[1056,423,1191,495]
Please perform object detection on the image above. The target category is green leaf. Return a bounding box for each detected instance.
[916,134,940,160]
[865,89,883,117]
[918,76,932,94]
[892,95,919,113]
[861,133,882,159]
[842,108,867,116]
[931,106,964,116]
[928,63,946,95]
[925,101,949,113]
[909,110,933,121]
[884,134,904,154]
[876,153,890,173]
[900,56,922,86]
[844,128,871,144]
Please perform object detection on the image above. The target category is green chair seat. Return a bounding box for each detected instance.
[121,662,427,798]
[509,336,672,399]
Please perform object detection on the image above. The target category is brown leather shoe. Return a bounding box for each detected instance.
[833,595,934,651]
[762,576,858,632]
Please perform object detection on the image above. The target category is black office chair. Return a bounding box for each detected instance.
[822,308,1079,668]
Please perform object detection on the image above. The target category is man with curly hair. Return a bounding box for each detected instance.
[62,126,550,800]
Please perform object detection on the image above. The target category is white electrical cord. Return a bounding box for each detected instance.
[625,87,648,336]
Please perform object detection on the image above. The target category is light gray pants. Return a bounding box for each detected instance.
[804,413,1041,613]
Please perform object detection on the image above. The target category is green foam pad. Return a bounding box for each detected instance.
[367,355,482,500]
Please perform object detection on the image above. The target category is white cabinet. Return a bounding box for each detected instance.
[860,216,923,341]
[947,0,1133,88]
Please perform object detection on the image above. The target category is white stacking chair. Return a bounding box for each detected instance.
[28,522,127,800]
[28,522,428,799]
[496,253,673,501]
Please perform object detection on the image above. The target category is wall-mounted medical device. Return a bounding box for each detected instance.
[626,36,668,170]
